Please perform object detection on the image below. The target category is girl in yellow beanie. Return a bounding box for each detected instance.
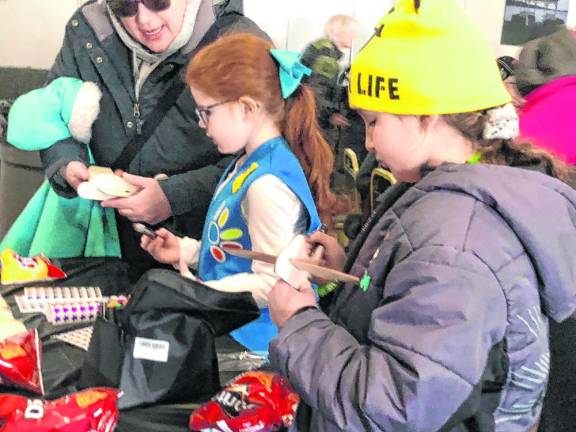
[266,1,576,430]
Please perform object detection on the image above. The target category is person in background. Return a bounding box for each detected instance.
[300,15,359,152]
[266,1,576,430]
[336,65,368,165]
[514,26,576,432]
[39,0,266,280]
[515,27,576,165]
[141,33,337,354]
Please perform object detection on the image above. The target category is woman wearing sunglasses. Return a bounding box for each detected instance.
[39,0,266,280]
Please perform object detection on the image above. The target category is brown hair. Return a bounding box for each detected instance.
[185,33,341,223]
[442,110,569,181]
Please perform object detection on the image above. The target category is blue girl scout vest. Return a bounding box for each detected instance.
[197,136,321,353]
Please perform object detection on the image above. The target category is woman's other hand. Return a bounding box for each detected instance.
[329,113,351,127]
[60,161,89,190]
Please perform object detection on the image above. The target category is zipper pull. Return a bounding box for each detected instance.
[133,103,143,134]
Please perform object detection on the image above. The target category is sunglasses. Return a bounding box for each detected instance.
[108,0,171,18]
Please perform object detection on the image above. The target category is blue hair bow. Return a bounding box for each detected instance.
[270,49,312,99]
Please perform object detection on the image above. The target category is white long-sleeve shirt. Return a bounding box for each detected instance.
[178,158,307,307]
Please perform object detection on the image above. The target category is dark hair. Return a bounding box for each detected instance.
[185,33,345,223]
[442,110,569,180]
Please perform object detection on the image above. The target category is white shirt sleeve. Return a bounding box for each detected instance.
[204,174,307,307]
[178,236,201,268]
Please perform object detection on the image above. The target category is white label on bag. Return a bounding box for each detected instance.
[216,421,235,432]
[133,337,170,363]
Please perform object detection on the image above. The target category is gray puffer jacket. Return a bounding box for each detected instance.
[270,163,576,432]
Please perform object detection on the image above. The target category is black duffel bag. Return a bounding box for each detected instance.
[78,269,260,409]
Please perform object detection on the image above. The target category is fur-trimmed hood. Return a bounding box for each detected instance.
[7,77,101,151]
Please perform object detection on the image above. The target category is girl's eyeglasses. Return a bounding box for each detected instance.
[108,0,171,18]
[195,101,231,125]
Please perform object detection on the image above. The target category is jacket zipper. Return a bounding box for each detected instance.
[133,103,143,135]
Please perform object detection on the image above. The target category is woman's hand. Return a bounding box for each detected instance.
[102,172,172,224]
[306,231,346,271]
[269,280,318,328]
[59,161,89,190]
[140,228,180,265]
[329,113,351,128]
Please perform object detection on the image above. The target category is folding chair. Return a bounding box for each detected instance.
[342,148,361,205]
[370,167,396,213]
[343,147,360,179]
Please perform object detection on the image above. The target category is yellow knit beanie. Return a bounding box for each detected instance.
[349,0,511,115]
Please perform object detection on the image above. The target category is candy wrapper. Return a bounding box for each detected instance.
[0,329,43,395]
[0,249,66,285]
[0,388,119,432]
[189,371,299,432]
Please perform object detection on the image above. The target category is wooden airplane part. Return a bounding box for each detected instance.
[78,167,140,200]
[93,173,139,198]
[221,243,359,284]
[220,246,277,264]
[88,165,114,179]
[289,259,360,283]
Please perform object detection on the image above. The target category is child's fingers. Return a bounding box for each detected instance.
[140,234,152,249]
[155,228,173,241]
[143,236,165,255]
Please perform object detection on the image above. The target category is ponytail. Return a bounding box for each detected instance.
[283,85,348,223]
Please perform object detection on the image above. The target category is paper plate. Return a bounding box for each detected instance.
[77,181,115,201]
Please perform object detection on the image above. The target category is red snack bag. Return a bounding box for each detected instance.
[189,371,299,432]
[0,329,43,394]
[0,387,120,432]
